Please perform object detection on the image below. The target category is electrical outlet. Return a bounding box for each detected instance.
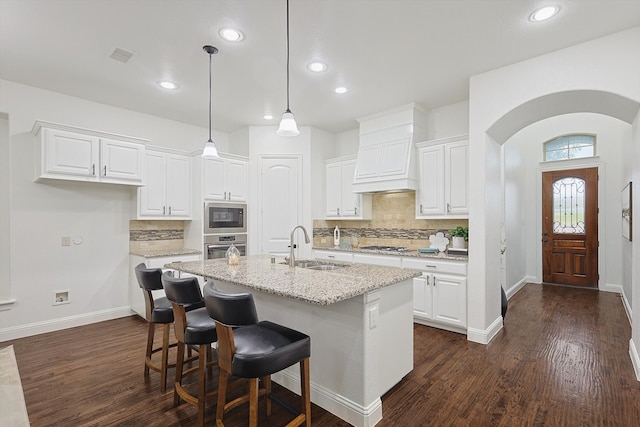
[61,236,71,246]
[53,290,70,305]
[369,306,378,329]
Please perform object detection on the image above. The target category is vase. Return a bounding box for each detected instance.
[452,236,466,249]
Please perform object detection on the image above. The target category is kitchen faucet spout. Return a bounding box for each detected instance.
[289,225,311,267]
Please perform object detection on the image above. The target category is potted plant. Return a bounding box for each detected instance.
[450,226,468,249]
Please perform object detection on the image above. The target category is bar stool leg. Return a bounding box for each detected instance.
[248,378,259,427]
[263,375,272,415]
[174,342,185,406]
[160,323,171,391]
[301,358,311,427]
[197,344,207,427]
[144,322,155,376]
[216,370,229,426]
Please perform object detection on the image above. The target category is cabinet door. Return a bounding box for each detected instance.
[417,145,445,215]
[165,153,191,217]
[432,274,467,328]
[203,157,226,200]
[379,136,411,177]
[445,141,469,215]
[354,142,382,180]
[226,158,248,202]
[325,162,342,217]
[100,138,144,183]
[138,151,167,216]
[43,128,99,178]
[413,276,433,319]
[340,160,361,217]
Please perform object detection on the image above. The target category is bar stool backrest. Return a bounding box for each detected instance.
[203,281,258,327]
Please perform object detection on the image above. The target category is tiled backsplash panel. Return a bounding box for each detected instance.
[129,220,185,252]
[313,191,468,250]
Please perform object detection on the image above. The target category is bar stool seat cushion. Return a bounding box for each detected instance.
[231,321,310,379]
[184,307,218,345]
[150,296,174,323]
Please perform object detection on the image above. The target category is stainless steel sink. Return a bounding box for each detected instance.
[281,260,348,270]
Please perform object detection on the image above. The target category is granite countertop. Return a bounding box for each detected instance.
[165,254,421,306]
[312,246,469,262]
[129,248,202,257]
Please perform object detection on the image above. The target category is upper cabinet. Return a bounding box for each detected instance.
[416,135,469,218]
[32,121,146,185]
[203,154,248,202]
[137,148,191,219]
[325,157,371,219]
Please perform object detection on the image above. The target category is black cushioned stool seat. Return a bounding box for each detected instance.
[204,282,311,427]
[162,272,218,427]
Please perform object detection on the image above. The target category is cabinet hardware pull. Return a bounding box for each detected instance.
[426,276,430,286]
[447,203,450,213]
[328,255,335,258]
[425,265,437,269]
[163,206,166,215]
[337,207,340,216]
[92,164,95,176]
[224,191,227,200]
[420,204,423,214]
[103,165,107,176]
[354,207,357,215]
[168,206,172,215]
[228,192,231,200]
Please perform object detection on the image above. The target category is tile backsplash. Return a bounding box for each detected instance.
[129,220,185,252]
[313,191,468,250]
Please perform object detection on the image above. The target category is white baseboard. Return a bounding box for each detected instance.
[272,368,382,427]
[621,289,633,326]
[0,306,133,342]
[505,276,533,299]
[601,282,623,294]
[630,339,640,381]
[467,315,503,344]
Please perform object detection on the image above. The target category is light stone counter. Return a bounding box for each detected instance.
[313,245,469,261]
[129,248,201,257]
[165,254,421,306]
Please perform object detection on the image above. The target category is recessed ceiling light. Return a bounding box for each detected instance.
[335,87,348,94]
[158,81,178,90]
[219,27,244,42]
[307,62,327,72]
[264,114,274,120]
[529,6,559,22]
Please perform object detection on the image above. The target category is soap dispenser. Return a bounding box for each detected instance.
[333,226,340,247]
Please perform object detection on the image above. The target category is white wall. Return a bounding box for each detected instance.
[426,101,470,141]
[0,114,10,305]
[632,111,640,380]
[0,80,227,340]
[504,114,629,298]
[468,26,640,346]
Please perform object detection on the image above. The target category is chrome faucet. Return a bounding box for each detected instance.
[289,225,311,267]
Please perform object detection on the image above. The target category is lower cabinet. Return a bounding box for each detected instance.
[412,273,467,333]
[129,253,201,318]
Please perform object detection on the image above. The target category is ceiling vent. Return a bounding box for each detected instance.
[110,47,133,63]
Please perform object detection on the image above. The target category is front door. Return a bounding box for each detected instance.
[542,167,598,287]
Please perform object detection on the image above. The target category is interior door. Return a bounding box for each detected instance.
[259,156,301,255]
[542,167,598,287]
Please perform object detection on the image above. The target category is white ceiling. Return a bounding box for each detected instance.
[1,0,639,134]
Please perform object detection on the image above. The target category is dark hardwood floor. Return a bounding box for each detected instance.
[3,283,639,426]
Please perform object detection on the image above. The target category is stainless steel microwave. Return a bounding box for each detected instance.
[204,202,247,234]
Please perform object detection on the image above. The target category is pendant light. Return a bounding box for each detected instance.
[201,45,220,159]
[276,0,300,136]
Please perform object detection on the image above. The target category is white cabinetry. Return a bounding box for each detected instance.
[203,154,248,202]
[313,249,354,263]
[403,257,467,333]
[32,121,146,185]
[137,148,191,219]
[416,135,468,218]
[326,157,371,219]
[129,253,201,318]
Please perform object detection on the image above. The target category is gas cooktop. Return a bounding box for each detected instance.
[359,245,411,252]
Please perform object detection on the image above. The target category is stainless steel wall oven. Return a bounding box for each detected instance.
[203,234,247,260]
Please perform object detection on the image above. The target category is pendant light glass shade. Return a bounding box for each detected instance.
[277,109,300,136]
[276,0,299,137]
[202,45,220,159]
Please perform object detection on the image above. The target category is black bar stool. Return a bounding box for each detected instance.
[134,263,180,391]
[203,282,311,427]
[162,272,218,427]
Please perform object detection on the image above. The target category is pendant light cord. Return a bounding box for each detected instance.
[285,0,291,112]
[208,51,213,142]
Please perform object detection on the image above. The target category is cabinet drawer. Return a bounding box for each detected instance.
[313,250,353,263]
[401,257,467,275]
[146,254,201,269]
[353,253,402,267]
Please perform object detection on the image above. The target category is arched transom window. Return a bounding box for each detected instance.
[544,134,596,162]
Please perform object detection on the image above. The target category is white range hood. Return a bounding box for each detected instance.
[352,103,428,193]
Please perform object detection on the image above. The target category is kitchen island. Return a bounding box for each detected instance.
[165,254,421,427]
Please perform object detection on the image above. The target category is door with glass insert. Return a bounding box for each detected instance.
[542,167,598,287]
